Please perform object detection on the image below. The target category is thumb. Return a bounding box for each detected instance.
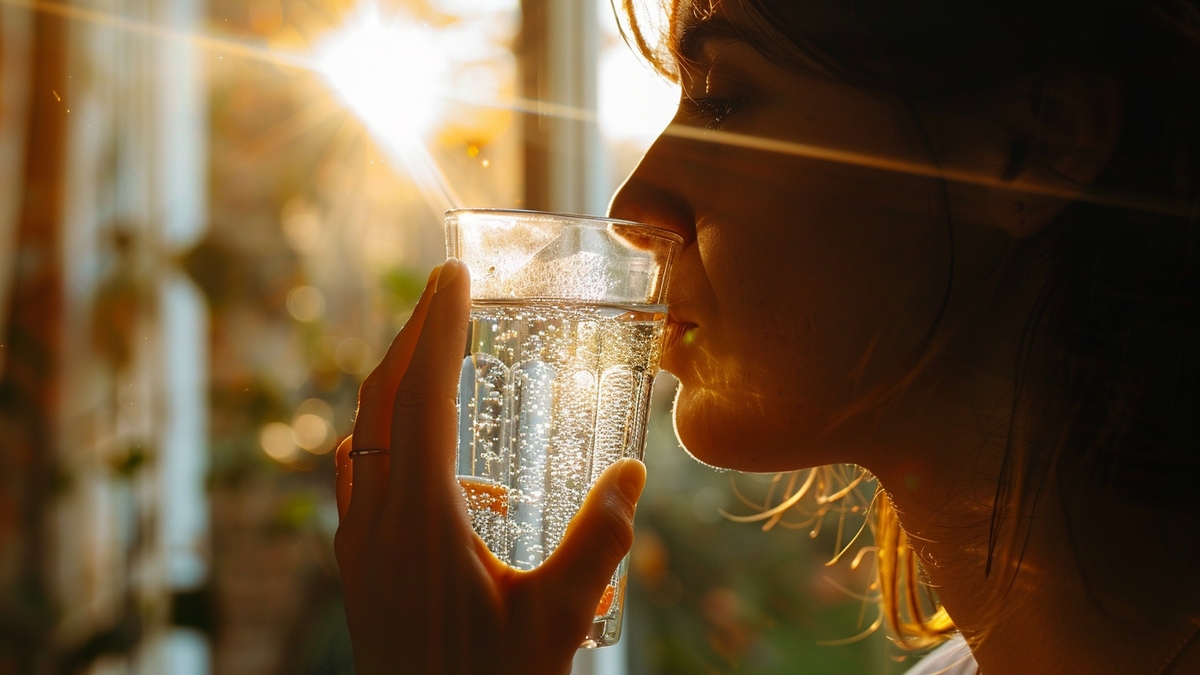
[536,459,646,619]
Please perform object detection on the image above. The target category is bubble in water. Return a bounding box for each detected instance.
[456,301,664,569]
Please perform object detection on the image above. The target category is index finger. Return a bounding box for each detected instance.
[344,265,441,526]
[386,258,471,514]
[352,264,442,452]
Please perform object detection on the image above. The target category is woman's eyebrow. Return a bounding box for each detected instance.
[676,16,746,63]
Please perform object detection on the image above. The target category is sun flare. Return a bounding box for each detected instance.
[314,5,450,148]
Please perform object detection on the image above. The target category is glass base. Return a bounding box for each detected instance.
[581,613,623,648]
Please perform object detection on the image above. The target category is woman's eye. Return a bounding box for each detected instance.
[682,96,743,129]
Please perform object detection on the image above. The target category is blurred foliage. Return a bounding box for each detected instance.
[292,600,354,675]
[381,265,430,330]
[182,239,250,311]
[382,266,428,307]
[55,604,143,675]
[208,378,290,487]
[268,492,320,536]
[183,237,300,319]
[90,230,154,371]
[171,586,217,636]
[108,444,152,480]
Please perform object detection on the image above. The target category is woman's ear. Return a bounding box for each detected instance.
[991,72,1124,238]
[1028,73,1124,191]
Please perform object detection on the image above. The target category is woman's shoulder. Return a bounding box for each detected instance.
[903,635,979,675]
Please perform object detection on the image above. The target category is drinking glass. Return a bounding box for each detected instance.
[446,209,681,648]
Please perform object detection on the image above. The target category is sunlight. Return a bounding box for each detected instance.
[314,4,449,148]
[8,0,1172,218]
[598,27,679,142]
[312,3,463,214]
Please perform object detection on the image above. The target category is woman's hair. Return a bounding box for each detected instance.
[616,0,1200,647]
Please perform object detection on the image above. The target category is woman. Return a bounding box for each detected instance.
[333,0,1200,673]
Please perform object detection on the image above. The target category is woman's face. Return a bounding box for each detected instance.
[608,8,1046,474]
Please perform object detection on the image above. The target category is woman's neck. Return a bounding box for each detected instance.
[860,225,1200,674]
[879,456,1200,675]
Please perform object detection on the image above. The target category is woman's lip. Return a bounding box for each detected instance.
[664,319,697,351]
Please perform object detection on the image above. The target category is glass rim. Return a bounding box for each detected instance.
[445,208,685,246]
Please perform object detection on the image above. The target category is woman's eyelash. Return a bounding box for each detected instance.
[682,96,743,129]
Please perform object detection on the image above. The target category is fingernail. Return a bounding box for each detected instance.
[435,258,461,292]
[615,459,646,502]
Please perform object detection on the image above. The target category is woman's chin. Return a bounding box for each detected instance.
[670,382,852,473]
[670,384,786,473]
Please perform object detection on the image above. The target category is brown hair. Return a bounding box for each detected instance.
[615,0,1200,648]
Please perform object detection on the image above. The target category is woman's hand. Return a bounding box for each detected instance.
[333,259,646,675]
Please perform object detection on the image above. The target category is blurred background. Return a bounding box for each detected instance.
[0,0,917,672]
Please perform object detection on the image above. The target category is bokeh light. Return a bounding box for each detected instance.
[292,413,332,452]
[260,422,301,462]
[280,196,324,255]
[287,285,326,322]
[334,337,373,375]
[293,398,338,454]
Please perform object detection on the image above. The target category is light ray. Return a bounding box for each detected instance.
[243,99,347,159]
[657,123,1194,218]
[447,93,597,123]
[10,0,1191,219]
[3,0,312,70]
[310,2,463,213]
[389,141,463,216]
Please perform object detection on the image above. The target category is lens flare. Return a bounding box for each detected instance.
[314,5,449,146]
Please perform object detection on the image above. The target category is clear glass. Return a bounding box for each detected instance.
[446,209,681,648]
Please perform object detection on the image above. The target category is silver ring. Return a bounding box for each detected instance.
[348,448,389,459]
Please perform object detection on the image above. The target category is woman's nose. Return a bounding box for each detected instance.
[607,143,696,246]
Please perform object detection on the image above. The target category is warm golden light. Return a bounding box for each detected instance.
[314,4,450,147]
[311,2,464,215]
[260,422,301,462]
[292,413,333,453]
[287,285,326,322]
[598,36,678,142]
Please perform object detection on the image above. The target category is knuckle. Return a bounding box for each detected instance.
[391,379,430,411]
[392,377,455,413]
[597,498,635,554]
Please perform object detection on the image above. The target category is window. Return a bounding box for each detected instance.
[0,1,896,673]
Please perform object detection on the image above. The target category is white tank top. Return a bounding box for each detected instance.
[903,635,980,675]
